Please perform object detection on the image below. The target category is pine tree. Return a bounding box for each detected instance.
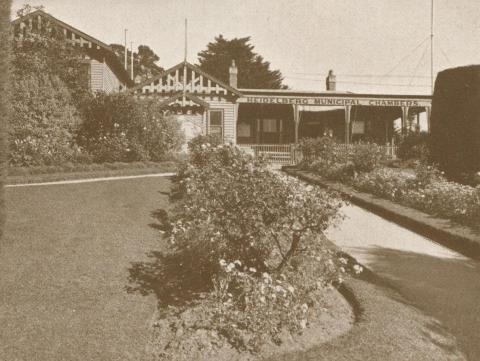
[197,35,285,89]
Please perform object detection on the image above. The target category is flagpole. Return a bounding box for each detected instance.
[124,28,128,71]
[130,41,134,80]
[430,0,434,94]
[184,18,188,62]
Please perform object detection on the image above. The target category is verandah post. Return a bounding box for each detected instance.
[401,106,410,134]
[344,105,351,144]
[426,106,431,133]
[293,105,300,144]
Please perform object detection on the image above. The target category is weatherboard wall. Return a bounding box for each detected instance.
[90,59,122,93]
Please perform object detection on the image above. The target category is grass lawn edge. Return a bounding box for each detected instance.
[6,162,178,185]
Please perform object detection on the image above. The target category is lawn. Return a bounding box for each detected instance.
[0,176,173,361]
[0,174,466,361]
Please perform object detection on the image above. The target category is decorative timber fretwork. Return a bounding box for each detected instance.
[132,61,242,104]
[12,9,111,51]
[11,9,132,87]
[157,92,210,109]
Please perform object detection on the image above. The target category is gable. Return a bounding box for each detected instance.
[11,10,133,87]
[133,61,242,98]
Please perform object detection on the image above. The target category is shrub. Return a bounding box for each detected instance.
[351,165,480,228]
[349,142,386,173]
[170,143,343,277]
[353,168,414,201]
[402,181,480,228]
[430,65,480,182]
[77,93,184,163]
[186,133,223,167]
[160,137,352,351]
[397,132,430,161]
[412,162,445,187]
[297,136,337,163]
[299,138,384,181]
[10,30,89,166]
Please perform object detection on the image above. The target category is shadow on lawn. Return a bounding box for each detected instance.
[359,246,480,360]
[126,208,210,307]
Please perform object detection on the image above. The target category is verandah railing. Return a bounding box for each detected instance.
[237,144,299,165]
[238,144,398,165]
[333,144,398,159]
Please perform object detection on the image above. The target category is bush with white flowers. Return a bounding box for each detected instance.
[160,136,361,353]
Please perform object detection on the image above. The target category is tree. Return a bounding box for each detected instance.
[16,3,44,17]
[430,65,480,183]
[110,44,163,83]
[197,35,285,89]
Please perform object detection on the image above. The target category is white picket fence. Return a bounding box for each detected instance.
[238,143,398,166]
[237,144,299,165]
[334,144,398,158]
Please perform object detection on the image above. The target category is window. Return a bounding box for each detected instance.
[209,110,223,139]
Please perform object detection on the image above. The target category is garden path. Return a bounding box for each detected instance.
[327,204,480,360]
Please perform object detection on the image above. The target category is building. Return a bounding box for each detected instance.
[11,9,133,93]
[133,60,432,148]
[12,10,432,149]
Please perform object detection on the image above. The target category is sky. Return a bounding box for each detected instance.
[11,0,480,95]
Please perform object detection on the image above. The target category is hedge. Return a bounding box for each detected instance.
[0,0,11,239]
[430,65,480,182]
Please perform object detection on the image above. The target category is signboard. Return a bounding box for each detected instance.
[237,95,431,108]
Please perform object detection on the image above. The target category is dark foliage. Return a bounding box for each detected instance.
[197,35,285,89]
[0,0,11,239]
[110,44,163,83]
[397,132,430,161]
[10,15,92,166]
[430,65,480,182]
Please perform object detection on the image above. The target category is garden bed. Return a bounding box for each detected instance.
[147,285,354,361]
[131,137,363,360]
[6,160,178,184]
[296,137,479,231]
[284,167,480,260]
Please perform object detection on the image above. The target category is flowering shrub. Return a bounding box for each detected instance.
[299,136,479,228]
[349,142,386,173]
[9,28,92,166]
[9,73,88,166]
[299,138,385,181]
[401,180,480,227]
[210,254,362,352]
[10,30,183,166]
[170,142,344,278]
[297,136,337,163]
[353,168,414,201]
[77,93,184,162]
[160,137,356,352]
[186,133,223,166]
[352,165,480,228]
[397,132,430,161]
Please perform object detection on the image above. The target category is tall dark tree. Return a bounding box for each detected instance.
[110,44,163,83]
[197,35,285,89]
[0,0,11,238]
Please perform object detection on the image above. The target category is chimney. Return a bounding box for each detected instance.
[229,60,238,88]
[326,70,336,91]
